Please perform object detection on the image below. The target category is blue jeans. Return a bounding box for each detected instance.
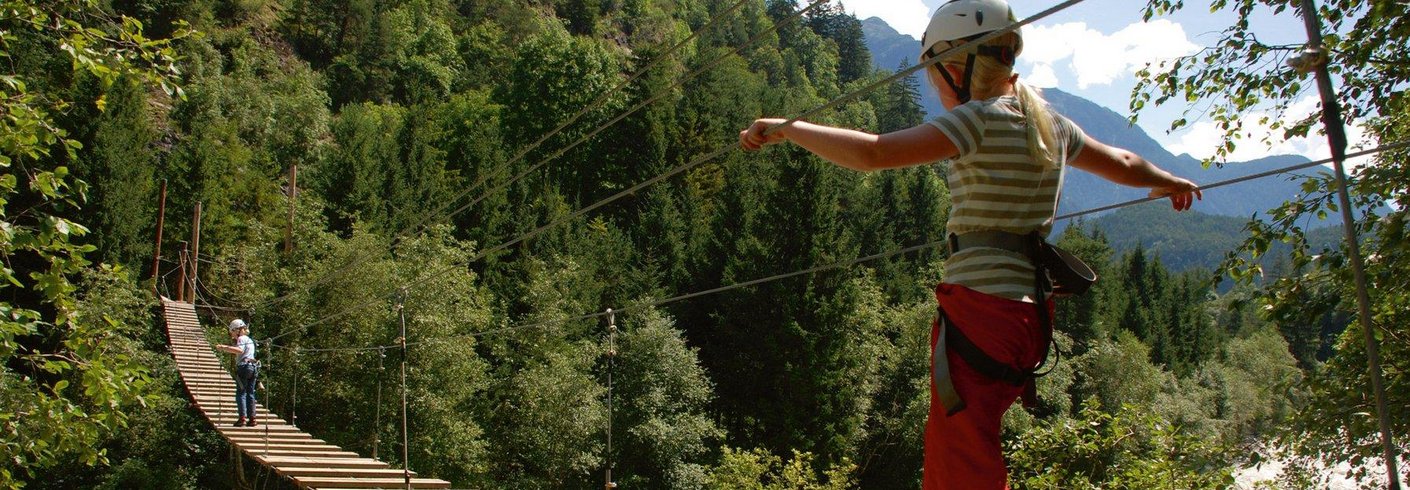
[234,363,258,419]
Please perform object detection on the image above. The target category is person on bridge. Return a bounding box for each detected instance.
[216,318,259,427]
[739,0,1201,488]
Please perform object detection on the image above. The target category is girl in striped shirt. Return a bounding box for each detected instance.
[739,0,1199,488]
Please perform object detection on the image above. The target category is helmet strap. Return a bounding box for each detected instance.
[929,49,977,104]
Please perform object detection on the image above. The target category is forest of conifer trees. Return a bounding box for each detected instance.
[2,0,1406,488]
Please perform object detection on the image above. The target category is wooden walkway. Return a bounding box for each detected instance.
[162,299,450,489]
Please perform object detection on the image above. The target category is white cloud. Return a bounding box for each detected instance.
[1164,96,1374,168]
[846,0,932,39]
[1024,63,1060,88]
[1020,20,1199,89]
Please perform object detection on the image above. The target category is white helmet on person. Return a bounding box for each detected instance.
[920,0,1022,103]
[229,318,248,332]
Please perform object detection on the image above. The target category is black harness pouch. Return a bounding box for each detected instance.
[1033,236,1098,297]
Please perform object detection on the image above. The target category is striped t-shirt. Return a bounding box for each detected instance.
[927,95,1086,302]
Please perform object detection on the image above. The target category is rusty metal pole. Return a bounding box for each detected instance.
[189,202,202,303]
[398,289,411,490]
[150,179,167,296]
[604,308,617,490]
[285,164,297,255]
[1296,1,1400,487]
[175,243,188,303]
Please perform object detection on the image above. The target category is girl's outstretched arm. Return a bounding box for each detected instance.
[740,119,959,172]
[1069,135,1203,211]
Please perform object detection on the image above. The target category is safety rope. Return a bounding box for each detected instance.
[193,274,254,313]
[161,266,177,300]
[188,276,239,320]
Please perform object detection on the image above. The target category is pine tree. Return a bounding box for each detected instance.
[70,77,159,270]
[316,102,405,234]
[1053,224,1114,353]
[805,2,871,84]
[879,61,926,133]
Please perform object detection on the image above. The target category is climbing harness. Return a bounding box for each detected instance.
[933,230,1092,414]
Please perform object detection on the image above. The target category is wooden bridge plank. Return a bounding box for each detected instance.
[254,456,390,469]
[295,476,450,489]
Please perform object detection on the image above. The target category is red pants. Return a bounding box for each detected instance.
[924,284,1049,490]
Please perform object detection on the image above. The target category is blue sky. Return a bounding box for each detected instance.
[846,0,1363,163]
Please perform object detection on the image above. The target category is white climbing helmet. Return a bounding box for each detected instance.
[920,0,1022,61]
[229,318,248,332]
[919,0,1022,104]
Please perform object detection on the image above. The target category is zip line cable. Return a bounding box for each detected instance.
[267,138,1410,355]
[262,0,1099,346]
[264,0,848,345]
[253,0,758,310]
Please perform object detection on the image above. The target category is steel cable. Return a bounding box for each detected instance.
[275,138,1410,354]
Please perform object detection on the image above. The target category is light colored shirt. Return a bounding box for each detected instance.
[928,95,1086,302]
[236,335,256,363]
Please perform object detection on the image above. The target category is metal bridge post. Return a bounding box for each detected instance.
[151,179,167,296]
[605,308,618,490]
[1296,1,1400,487]
[398,288,411,490]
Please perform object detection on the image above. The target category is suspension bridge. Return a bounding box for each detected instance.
[163,298,450,489]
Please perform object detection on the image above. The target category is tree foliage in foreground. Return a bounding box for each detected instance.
[0,1,188,485]
[1134,0,1409,481]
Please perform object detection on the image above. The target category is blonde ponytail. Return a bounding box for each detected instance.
[939,32,1062,169]
[1015,81,1059,169]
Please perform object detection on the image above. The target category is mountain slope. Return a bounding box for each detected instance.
[1086,204,1343,272]
[860,16,1325,222]
[1043,89,1325,221]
